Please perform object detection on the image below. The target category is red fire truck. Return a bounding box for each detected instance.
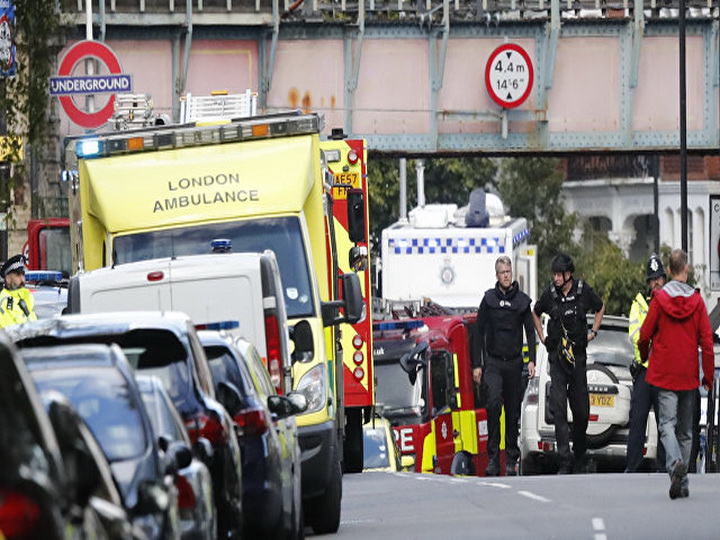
[23,218,71,276]
[373,314,498,476]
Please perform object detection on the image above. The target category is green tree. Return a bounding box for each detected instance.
[574,225,646,316]
[497,157,578,279]
[0,1,63,219]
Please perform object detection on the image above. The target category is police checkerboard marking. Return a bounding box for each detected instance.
[389,237,505,255]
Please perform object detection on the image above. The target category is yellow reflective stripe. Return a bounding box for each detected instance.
[452,410,479,455]
[452,353,461,409]
[422,426,436,473]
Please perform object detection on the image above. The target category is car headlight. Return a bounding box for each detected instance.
[296,364,327,414]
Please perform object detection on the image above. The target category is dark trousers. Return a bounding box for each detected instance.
[626,367,665,472]
[484,355,524,466]
[549,349,589,467]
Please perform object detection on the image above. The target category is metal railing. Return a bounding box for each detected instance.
[57,0,720,23]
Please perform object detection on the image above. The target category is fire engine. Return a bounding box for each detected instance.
[321,135,374,474]
[23,218,71,276]
[61,92,367,533]
[373,315,496,476]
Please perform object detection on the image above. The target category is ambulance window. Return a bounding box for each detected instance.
[113,217,315,319]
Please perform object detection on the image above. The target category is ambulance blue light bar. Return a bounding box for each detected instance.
[76,139,102,157]
[373,320,424,331]
[195,320,240,331]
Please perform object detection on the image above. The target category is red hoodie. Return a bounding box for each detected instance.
[638,280,714,391]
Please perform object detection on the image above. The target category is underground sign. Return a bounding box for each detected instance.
[50,40,132,129]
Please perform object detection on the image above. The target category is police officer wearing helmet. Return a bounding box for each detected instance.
[0,254,38,328]
[473,255,536,476]
[626,254,666,472]
[532,253,605,474]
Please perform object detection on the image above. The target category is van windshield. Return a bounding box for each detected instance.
[113,216,315,318]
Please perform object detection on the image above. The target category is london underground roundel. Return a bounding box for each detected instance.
[485,43,534,109]
[56,41,124,129]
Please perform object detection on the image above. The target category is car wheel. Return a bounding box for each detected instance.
[450,451,475,476]
[520,454,542,476]
[307,453,342,534]
[586,364,620,449]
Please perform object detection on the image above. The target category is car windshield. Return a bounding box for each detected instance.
[31,366,147,462]
[112,216,314,318]
[587,328,633,368]
[363,427,390,469]
[374,361,424,422]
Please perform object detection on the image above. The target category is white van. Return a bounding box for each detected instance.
[66,249,295,395]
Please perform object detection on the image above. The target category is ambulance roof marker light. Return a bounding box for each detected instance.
[76,139,102,158]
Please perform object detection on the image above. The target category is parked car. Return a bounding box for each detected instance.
[21,342,183,539]
[520,315,658,474]
[199,330,306,539]
[7,311,245,539]
[24,270,68,319]
[137,374,216,540]
[363,416,403,472]
[0,333,132,540]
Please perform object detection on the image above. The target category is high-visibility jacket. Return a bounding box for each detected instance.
[0,287,38,328]
[628,292,649,367]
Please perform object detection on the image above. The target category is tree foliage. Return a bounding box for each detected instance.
[497,157,578,278]
[0,0,63,216]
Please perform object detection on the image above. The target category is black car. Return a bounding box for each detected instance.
[0,332,132,540]
[21,342,183,539]
[199,330,306,539]
[8,311,244,539]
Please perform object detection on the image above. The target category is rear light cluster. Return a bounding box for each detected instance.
[537,441,556,452]
[175,475,196,514]
[234,406,270,436]
[184,411,228,446]
[0,489,40,538]
[264,313,284,394]
[352,333,364,381]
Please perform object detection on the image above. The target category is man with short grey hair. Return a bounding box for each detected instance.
[474,255,536,476]
[638,248,714,499]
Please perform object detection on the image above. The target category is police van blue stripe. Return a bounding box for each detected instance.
[389,237,507,255]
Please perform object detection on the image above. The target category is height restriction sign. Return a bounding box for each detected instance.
[485,43,534,109]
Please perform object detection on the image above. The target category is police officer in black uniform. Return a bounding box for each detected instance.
[532,253,605,474]
[473,255,536,476]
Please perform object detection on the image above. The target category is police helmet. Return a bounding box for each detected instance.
[551,253,574,274]
[646,254,665,281]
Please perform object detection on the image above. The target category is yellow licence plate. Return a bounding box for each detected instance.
[590,394,614,407]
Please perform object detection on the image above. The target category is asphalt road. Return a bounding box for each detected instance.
[324,470,720,539]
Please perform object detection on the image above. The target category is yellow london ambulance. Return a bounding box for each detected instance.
[62,100,366,534]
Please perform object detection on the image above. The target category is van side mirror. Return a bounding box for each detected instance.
[290,320,314,363]
[347,189,366,243]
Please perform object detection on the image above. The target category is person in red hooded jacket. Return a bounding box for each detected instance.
[638,248,714,500]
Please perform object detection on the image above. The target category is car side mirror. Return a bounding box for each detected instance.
[137,482,170,514]
[165,440,193,474]
[290,320,314,364]
[286,392,308,415]
[193,437,214,466]
[216,381,243,417]
[267,395,293,419]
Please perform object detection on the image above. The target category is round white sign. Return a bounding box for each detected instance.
[485,43,534,109]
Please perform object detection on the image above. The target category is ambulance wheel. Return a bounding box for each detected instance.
[450,452,475,476]
[307,454,342,534]
[343,408,364,473]
[585,364,620,449]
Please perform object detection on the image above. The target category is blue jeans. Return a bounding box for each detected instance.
[657,389,695,484]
